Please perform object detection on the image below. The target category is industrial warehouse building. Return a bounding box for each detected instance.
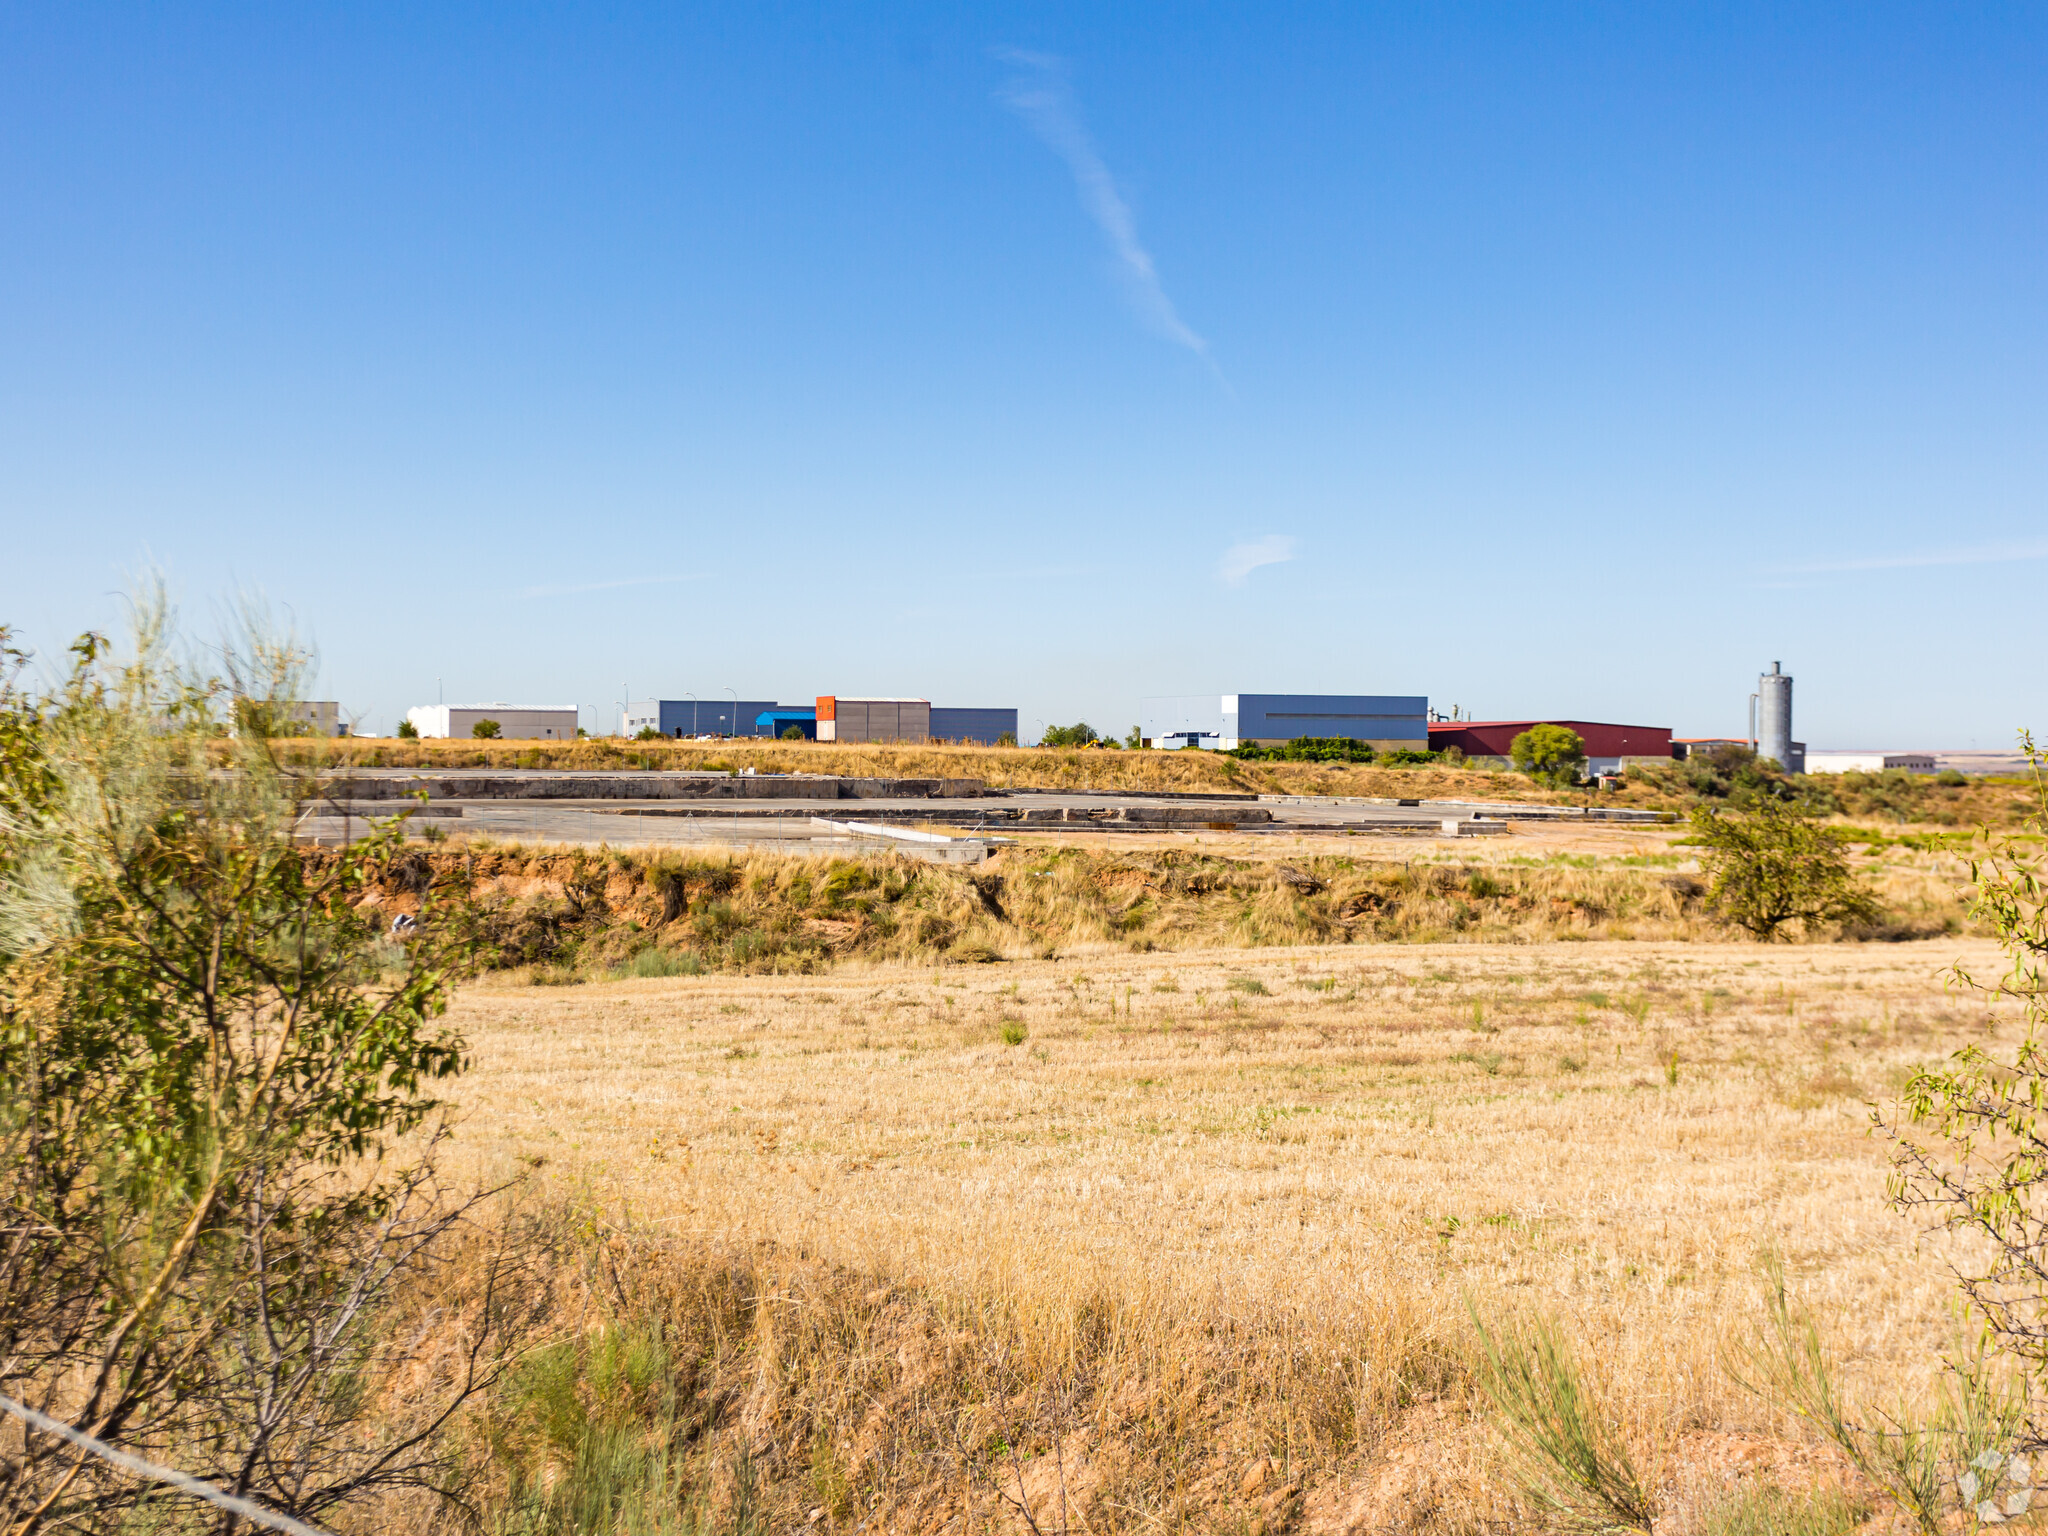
[621,696,1017,744]
[930,707,1018,745]
[1140,694,1429,751]
[817,697,928,743]
[623,699,779,737]
[406,704,578,740]
[1805,751,1936,774]
[1426,719,1672,774]
[813,699,1018,745]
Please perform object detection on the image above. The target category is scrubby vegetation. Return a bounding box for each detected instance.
[1229,736,1385,764]
[319,830,1974,985]
[1691,798,1882,941]
[6,597,2042,1534]
[0,608,506,1532]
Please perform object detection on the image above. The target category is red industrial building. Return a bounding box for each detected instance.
[1427,720,1673,768]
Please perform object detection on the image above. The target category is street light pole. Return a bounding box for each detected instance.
[725,687,738,738]
[686,692,697,737]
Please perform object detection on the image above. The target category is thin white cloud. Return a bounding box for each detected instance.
[1780,539,2048,574]
[517,573,700,599]
[996,50,1219,374]
[1218,535,1297,587]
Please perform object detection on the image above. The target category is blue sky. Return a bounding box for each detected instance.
[2,3,2043,747]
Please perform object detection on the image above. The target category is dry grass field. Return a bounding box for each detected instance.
[438,934,2018,1534]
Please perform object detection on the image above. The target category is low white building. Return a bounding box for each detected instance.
[1804,751,1936,775]
[406,704,577,740]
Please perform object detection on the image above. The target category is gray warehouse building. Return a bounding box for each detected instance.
[1141,693,1429,751]
[816,698,1018,745]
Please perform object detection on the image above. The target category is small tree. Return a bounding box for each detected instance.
[1511,724,1587,787]
[472,717,502,739]
[781,724,806,741]
[996,731,1017,747]
[0,601,506,1531]
[635,725,663,741]
[396,717,419,739]
[1041,722,1098,748]
[1691,797,1881,940]
[1879,735,2048,1402]
[1123,726,1143,750]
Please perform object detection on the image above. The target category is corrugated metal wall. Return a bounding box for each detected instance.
[820,698,932,742]
[929,707,1017,744]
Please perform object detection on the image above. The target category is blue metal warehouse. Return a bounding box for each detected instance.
[623,698,1017,743]
[930,707,1017,745]
[1141,693,1428,751]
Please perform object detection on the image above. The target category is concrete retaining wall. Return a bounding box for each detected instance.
[319,774,987,802]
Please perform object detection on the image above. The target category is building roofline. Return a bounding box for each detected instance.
[1428,720,1670,731]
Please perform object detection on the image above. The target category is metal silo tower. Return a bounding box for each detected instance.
[1756,662,1793,770]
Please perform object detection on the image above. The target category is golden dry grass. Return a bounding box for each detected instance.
[437,936,2013,1532]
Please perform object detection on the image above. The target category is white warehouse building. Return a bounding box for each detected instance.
[1804,751,1937,775]
[405,704,578,740]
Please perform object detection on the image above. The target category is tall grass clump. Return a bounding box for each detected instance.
[1469,1307,1655,1533]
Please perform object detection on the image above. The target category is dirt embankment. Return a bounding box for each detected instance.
[337,840,1966,979]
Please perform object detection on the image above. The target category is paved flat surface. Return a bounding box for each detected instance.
[294,773,1667,856]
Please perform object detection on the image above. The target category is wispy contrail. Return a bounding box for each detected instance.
[1779,538,2048,574]
[1218,535,1297,587]
[997,50,1219,375]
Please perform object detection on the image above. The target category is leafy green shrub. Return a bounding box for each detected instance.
[1691,799,1881,940]
[996,731,1017,746]
[1937,768,1969,786]
[0,609,496,1531]
[397,717,420,738]
[1880,734,2048,1409]
[1042,722,1099,747]
[1230,737,1376,763]
[781,724,806,740]
[1000,1020,1028,1046]
[635,725,664,741]
[1511,725,1587,787]
[473,717,502,738]
[1730,1257,2026,1536]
